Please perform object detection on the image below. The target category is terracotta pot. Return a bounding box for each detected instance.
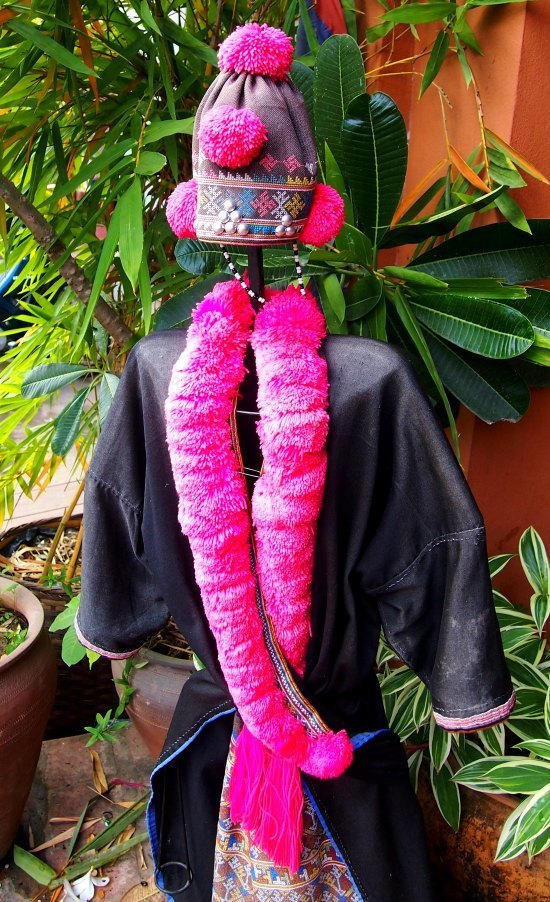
[0,576,57,859]
[417,771,550,901]
[112,648,194,759]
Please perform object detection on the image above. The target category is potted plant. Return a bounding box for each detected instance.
[0,575,57,858]
[376,526,550,900]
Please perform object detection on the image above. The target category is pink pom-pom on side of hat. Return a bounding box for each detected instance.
[199,105,268,169]
[166,179,197,239]
[218,23,293,81]
[300,183,345,247]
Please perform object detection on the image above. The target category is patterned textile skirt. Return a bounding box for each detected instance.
[212,729,361,901]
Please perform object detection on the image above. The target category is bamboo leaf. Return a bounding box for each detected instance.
[52,387,89,457]
[449,145,490,194]
[419,30,450,97]
[50,832,149,888]
[486,127,550,184]
[495,192,531,234]
[139,0,161,34]
[118,179,143,290]
[383,186,505,248]
[8,19,96,77]
[142,118,195,145]
[13,845,57,885]
[135,151,166,175]
[76,201,123,349]
[391,160,447,225]
[382,3,457,24]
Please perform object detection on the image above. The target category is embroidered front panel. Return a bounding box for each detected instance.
[212,735,361,902]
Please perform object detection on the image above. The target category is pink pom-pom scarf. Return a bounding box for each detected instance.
[165,279,353,870]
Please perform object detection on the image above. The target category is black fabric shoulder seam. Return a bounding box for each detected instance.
[366,525,485,595]
[87,469,143,515]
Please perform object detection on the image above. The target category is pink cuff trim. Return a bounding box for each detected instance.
[433,692,516,732]
[75,615,140,660]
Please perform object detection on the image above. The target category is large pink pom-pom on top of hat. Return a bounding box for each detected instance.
[218,23,293,81]
[300,183,345,247]
[165,179,197,239]
[199,105,268,169]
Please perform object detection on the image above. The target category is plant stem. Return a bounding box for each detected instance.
[41,478,86,579]
[66,519,84,581]
[0,173,133,347]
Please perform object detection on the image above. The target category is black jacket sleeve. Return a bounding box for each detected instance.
[357,354,514,731]
[76,349,170,658]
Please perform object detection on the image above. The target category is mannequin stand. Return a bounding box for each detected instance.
[236,247,264,492]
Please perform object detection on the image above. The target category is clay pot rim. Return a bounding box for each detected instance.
[136,645,195,670]
[0,574,44,672]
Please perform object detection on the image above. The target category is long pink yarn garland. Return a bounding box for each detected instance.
[165,280,353,870]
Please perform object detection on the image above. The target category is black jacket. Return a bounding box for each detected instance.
[77,330,513,901]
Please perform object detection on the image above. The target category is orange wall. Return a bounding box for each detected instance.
[363,1,550,602]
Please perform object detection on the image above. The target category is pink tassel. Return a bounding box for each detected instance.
[230,726,303,873]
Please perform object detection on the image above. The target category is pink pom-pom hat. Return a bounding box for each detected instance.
[165,23,344,248]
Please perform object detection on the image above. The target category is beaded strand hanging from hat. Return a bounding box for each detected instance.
[164,23,350,872]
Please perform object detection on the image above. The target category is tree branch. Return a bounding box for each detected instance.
[0,173,133,347]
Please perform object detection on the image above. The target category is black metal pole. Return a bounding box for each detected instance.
[247,245,265,310]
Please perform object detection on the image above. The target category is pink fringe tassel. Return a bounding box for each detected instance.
[230,726,303,873]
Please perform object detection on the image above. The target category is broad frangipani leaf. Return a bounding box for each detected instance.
[314,34,365,171]
[342,93,408,247]
[52,387,90,456]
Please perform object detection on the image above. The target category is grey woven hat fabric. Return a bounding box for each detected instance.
[193,72,318,246]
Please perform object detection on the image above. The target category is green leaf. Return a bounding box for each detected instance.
[76,796,148,856]
[298,0,321,55]
[430,761,461,830]
[342,93,408,247]
[49,596,80,632]
[490,760,550,794]
[479,723,506,757]
[135,151,166,175]
[139,0,161,34]
[50,139,135,202]
[495,192,531,234]
[382,3,457,23]
[154,274,231,331]
[531,594,550,637]
[424,331,530,422]
[410,294,534,358]
[61,623,87,666]
[438,279,527,300]
[383,267,448,289]
[314,34,365,170]
[335,224,373,264]
[118,179,143,290]
[52,387,89,457]
[455,37,472,86]
[317,275,348,334]
[392,289,458,446]
[419,30,450,97]
[290,61,315,126]
[324,144,347,197]
[515,739,550,761]
[50,832,149,889]
[408,749,424,793]
[21,363,89,399]
[380,666,419,696]
[429,718,452,772]
[322,273,346,324]
[345,273,383,321]
[138,257,152,333]
[514,687,546,719]
[175,239,224,275]
[142,117,195,145]
[505,653,548,692]
[76,201,122,350]
[8,19,96,77]
[489,553,514,577]
[13,845,57,885]
[363,298,388,341]
[519,527,549,595]
[383,186,505,247]
[99,373,120,427]
[412,219,550,282]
